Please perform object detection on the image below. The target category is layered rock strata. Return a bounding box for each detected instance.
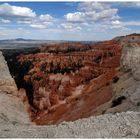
[1,34,140,125]
[17,40,123,124]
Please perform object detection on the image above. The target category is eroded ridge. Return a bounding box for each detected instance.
[3,33,139,125]
[15,39,123,124]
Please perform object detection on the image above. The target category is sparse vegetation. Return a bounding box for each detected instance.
[112,76,119,83]
[111,96,126,107]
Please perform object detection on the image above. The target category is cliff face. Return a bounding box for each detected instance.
[103,34,140,114]
[120,38,140,81]
[0,51,31,124]
[0,51,17,94]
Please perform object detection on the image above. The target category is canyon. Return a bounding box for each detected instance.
[0,33,140,137]
[16,40,122,125]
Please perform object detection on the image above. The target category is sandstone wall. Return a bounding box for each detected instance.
[0,51,31,124]
[120,41,140,81]
[0,51,17,94]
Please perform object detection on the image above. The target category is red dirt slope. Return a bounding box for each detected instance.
[17,40,123,125]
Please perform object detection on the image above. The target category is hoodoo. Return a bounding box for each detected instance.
[2,34,139,125]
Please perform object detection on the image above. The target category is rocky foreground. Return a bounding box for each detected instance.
[0,33,140,138]
[0,111,140,138]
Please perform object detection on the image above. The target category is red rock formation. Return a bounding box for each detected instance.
[17,39,123,125]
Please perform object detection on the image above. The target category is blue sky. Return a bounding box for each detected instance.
[0,2,140,41]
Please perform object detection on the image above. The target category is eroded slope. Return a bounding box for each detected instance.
[16,40,123,124]
[2,33,140,125]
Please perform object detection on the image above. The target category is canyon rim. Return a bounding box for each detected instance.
[0,1,140,138]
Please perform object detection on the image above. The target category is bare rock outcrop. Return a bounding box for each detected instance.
[0,91,31,124]
[0,51,17,94]
[0,51,31,124]
[104,34,140,114]
[0,111,140,138]
[120,35,140,81]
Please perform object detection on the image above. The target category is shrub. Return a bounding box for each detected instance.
[112,76,119,83]
[111,96,126,107]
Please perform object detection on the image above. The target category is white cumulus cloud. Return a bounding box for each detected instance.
[64,2,119,23]
[0,3,54,29]
[65,12,85,22]
[0,3,36,18]
[39,14,53,22]
[61,23,81,31]
[78,2,111,12]
[29,15,53,29]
